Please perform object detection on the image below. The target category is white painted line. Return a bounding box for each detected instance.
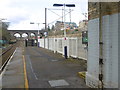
[51,60,58,62]
[78,57,87,61]
[28,56,38,80]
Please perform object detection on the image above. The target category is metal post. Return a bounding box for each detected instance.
[53,3,75,59]
[37,23,40,47]
[63,4,67,59]
[37,23,40,35]
[44,8,47,49]
[99,2,104,89]
[45,8,47,31]
[45,8,49,49]
[69,8,71,23]
[64,4,66,38]
[62,7,64,28]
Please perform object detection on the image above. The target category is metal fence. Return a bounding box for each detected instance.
[39,37,87,60]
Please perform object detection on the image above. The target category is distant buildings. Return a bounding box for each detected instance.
[55,21,78,31]
[78,20,88,31]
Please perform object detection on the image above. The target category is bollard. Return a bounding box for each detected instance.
[38,41,40,47]
[64,46,67,59]
[31,39,34,46]
[25,40,27,47]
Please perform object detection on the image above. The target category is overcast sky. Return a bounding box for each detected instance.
[0,0,88,30]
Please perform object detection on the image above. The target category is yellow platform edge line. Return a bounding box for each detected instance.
[77,72,86,79]
[23,55,29,89]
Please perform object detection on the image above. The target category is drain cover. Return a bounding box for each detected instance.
[48,79,69,87]
[51,60,58,62]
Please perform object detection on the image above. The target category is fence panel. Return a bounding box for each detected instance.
[45,38,48,49]
[69,37,77,58]
[56,38,63,54]
[48,38,54,51]
[48,38,52,50]
[77,38,87,60]
[39,37,87,60]
[39,39,44,48]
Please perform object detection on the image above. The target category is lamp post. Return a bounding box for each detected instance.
[53,4,75,39]
[0,18,7,21]
[53,3,75,59]
[30,22,43,47]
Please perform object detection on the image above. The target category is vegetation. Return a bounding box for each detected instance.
[0,21,13,47]
[48,28,82,37]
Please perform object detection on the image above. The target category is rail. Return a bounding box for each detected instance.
[0,43,17,74]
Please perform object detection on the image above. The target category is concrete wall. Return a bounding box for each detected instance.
[39,37,87,60]
[102,13,118,88]
[86,13,119,88]
[86,18,100,88]
[86,2,119,88]
[118,12,120,88]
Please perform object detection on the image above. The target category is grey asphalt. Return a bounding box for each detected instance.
[24,46,88,88]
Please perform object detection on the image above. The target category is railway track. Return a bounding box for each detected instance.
[0,42,18,74]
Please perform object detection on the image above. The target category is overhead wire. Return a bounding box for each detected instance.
[47,9,74,26]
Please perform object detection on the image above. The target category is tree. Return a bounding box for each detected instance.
[47,26,50,31]
[0,21,11,43]
[51,25,55,30]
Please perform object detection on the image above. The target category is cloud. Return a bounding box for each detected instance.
[9,16,28,24]
[8,20,38,30]
[0,0,31,30]
[7,8,29,24]
[0,2,29,22]
[1,0,88,30]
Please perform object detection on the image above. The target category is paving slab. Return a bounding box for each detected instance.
[48,79,69,87]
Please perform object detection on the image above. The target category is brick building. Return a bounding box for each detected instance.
[55,21,78,31]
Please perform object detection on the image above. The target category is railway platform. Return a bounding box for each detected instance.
[0,41,88,88]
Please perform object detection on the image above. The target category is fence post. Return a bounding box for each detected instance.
[56,38,58,53]
[62,38,64,55]
[54,38,56,53]
[67,37,70,58]
[48,37,49,49]
[76,37,78,57]
[44,37,45,48]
